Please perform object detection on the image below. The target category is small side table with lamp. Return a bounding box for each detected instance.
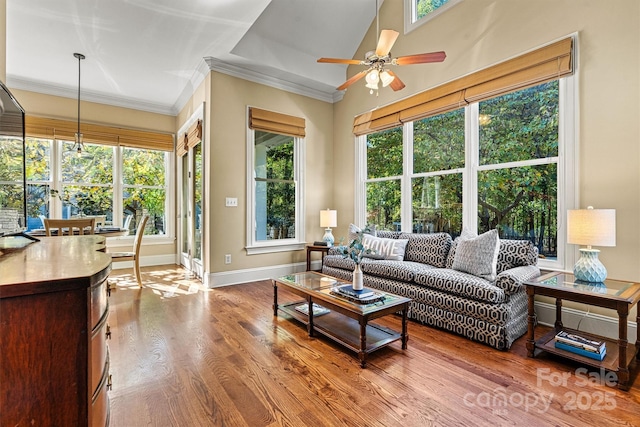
[525,206,640,390]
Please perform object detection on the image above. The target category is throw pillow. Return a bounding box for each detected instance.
[451,229,500,281]
[361,234,409,261]
[347,223,377,242]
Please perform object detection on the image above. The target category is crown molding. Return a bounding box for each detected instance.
[203,57,343,104]
[6,75,177,116]
[9,59,345,118]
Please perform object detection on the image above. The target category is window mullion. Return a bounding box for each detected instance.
[113,146,122,228]
[402,121,413,232]
[464,103,479,234]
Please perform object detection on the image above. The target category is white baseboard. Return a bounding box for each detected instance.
[110,254,176,270]
[204,262,307,288]
[534,300,637,344]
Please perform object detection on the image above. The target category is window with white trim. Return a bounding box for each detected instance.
[22,137,171,237]
[358,78,575,270]
[404,0,463,34]
[246,125,305,254]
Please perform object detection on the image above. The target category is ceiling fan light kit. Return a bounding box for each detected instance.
[317,0,446,94]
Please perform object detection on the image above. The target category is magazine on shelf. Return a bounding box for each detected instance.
[295,303,330,317]
[554,341,606,361]
[334,284,375,299]
[554,331,606,353]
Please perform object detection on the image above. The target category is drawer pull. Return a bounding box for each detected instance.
[107,374,113,391]
[106,324,111,340]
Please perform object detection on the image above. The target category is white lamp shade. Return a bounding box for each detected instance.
[567,208,616,247]
[320,209,337,228]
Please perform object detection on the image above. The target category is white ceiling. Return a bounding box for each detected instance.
[7,0,380,115]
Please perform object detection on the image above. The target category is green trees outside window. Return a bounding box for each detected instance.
[254,131,296,241]
[2,137,169,235]
[362,80,560,258]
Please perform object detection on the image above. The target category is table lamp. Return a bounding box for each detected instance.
[320,209,337,246]
[567,206,616,282]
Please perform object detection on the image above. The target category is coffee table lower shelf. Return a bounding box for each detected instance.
[279,301,403,362]
[534,328,638,372]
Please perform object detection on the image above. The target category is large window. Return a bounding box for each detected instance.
[21,137,171,237]
[359,79,571,267]
[246,107,306,254]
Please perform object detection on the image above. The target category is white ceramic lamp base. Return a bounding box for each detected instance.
[322,228,334,247]
[573,248,607,283]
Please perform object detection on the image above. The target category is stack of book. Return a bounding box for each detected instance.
[331,284,385,304]
[554,331,606,361]
[295,303,330,317]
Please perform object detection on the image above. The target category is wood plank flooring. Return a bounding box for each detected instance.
[107,265,640,427]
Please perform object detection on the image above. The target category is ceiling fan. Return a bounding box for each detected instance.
[317,1,446,94]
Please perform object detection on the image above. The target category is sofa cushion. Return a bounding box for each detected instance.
[452,229,500,281]
[361,234,409,260]
[399,232,451,268]
[414,268,506,304]
[362,260,435,282]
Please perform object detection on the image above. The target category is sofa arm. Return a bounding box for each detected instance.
[328,246,346,256]
[494,265,541,295]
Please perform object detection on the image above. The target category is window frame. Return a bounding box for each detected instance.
[246,110,306,254]
[24,137,174,244]
[356,75,576,271]
[404,0,463,34]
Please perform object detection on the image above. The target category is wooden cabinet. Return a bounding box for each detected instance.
[0,236,112,426]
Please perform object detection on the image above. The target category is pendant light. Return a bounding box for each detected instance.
[73,52,85,157]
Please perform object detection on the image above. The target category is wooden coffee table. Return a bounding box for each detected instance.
[273,271,411,367]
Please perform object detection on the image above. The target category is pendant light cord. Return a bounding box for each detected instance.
[73,53,85,149]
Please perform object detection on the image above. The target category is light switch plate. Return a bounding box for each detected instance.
[225,197,238,207]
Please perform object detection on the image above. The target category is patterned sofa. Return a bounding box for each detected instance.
[322,231,540,350]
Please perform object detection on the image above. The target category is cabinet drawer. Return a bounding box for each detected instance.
[91,278,109,328]
[91,319,109,395]
[91,366,110,427]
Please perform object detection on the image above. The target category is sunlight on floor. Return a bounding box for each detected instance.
[109,266,209,299]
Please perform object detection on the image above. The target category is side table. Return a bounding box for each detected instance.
[306,245,330,271]
[525,272,640,390]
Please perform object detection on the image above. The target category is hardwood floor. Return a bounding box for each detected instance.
[107,265,640,427]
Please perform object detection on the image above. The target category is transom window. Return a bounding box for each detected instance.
[405,0,463,33]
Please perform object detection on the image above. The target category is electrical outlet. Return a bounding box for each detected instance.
[224,254,231,264]
[225,197,238,207]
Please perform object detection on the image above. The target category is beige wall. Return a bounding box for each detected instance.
[334,0,640,281]
[205,71,334,274]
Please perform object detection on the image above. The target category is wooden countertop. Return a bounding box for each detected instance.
[0,235,112,298]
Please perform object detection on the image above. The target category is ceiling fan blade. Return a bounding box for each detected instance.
[386,71,406,91]
[317,57,363,65]
[337,70,368,91]
[394,51,446,65]
[375,29,399,57]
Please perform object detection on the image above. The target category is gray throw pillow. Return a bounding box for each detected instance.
[452,229,500,281]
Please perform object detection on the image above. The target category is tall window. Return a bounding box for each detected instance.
[477,82,559,256]
[360,80,568,265]
[246,107,305,254]
[122,147,168,235]
[61,141,114,220]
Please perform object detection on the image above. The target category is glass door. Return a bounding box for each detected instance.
[179,141,203,278]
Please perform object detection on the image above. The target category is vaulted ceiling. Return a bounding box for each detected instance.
[7,0,379,115]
